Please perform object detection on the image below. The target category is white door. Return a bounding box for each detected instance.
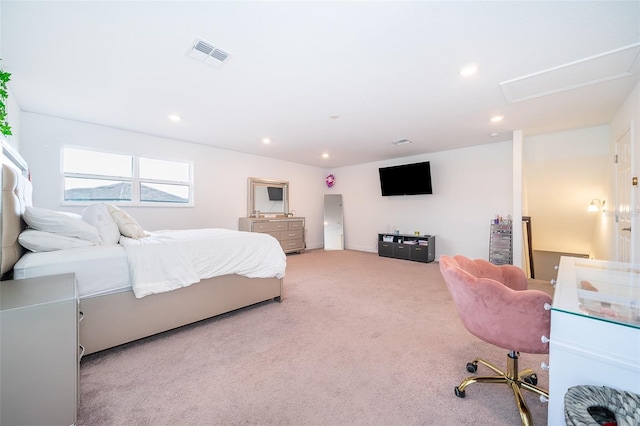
[616,129,632,262]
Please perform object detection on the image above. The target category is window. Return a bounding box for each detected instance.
[138,158,191,203]
[62,147,193,205]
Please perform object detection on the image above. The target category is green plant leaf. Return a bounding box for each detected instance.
[0,63,12,136]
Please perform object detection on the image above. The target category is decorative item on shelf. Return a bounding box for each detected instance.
[492,214,512,225]
[0,63,12,137]
[325,174,335,188]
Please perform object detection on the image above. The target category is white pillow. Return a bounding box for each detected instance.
[18,229,95,252]
[23,206,101,243]
[82,203,121,245]
[105,204,148,239]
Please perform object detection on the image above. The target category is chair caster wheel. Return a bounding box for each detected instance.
[454,387,465,398]
[466,362,477,373]
[523,373,538,386]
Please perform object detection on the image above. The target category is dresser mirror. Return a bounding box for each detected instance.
[247,177,289,217]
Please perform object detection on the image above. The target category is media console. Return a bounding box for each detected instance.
[378,233,436,263]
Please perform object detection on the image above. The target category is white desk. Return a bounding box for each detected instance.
[548,257,640,424]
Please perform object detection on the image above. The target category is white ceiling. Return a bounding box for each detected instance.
[2,1,639,168]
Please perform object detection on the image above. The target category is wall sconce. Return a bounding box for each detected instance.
[587,199,605,213]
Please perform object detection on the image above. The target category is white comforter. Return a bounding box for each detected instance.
[119,228,286,298]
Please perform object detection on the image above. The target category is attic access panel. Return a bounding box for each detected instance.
[500,43,640,103]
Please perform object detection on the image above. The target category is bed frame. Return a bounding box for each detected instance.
[1,161,283,355]
[79,274,282,354]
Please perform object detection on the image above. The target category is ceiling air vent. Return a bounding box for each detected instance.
[186,38,232,68]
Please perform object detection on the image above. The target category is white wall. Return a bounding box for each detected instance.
[327,141,513,260]
[5,85,20,150]
[523,126,610,257]
[17,104,636,264]
[18,112,328,249]
[19,110,515,260]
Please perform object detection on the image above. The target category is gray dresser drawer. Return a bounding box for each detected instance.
[281,239,304,251]
[288,220,304,231]
[252,221,288,232]
[281,229,303,241]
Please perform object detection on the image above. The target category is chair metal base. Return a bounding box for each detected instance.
[454,350,549,426]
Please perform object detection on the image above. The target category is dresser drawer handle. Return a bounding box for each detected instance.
[79,344,85,360]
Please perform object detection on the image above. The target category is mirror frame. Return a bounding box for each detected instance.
[247,177,289,217]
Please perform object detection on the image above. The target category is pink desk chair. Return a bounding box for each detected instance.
[439,255,552,426]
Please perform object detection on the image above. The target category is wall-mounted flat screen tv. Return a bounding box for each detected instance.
[267,186,284,201]
[379,161,433,196]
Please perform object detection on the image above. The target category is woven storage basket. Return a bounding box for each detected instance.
[564,385,640,426]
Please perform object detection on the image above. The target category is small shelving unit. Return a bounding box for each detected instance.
[489,221,513,265]
[378,233,436,263]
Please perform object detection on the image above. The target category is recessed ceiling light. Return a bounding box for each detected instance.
[262,138,271,144]
[322,153,330,159]
[489,132,500,137]
[391,138,412,146]
[459,64,478,76]
[490,115,504,123]
[168,114,181,122]
[329,115,340,120]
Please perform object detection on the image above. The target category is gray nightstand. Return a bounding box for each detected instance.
[1,273,79,426]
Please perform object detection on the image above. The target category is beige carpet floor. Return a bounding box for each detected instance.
[78,249,553,425]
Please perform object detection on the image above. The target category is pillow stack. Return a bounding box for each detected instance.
[18,203,149,253]
[20,206,102,252]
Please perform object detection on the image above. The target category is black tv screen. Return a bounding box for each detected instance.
[379,161,433,196]
[267,186,283,201]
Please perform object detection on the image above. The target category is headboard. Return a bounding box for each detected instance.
[1,147,33,277]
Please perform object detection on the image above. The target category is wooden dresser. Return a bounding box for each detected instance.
[239,217,305,253]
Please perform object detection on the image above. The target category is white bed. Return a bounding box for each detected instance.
[13,245,131,298]
[1,162,286,355]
